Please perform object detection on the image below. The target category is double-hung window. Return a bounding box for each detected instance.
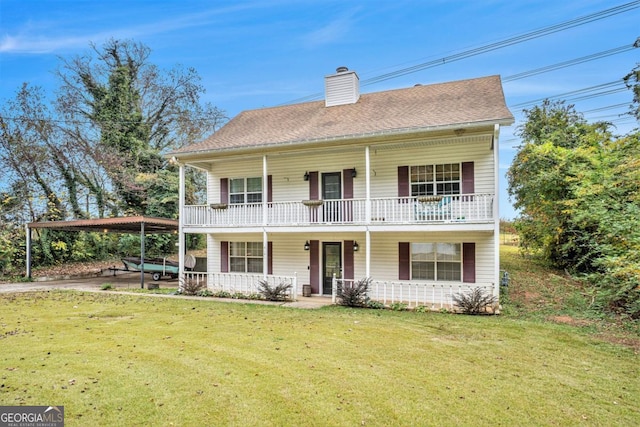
[229,242,263,273]
[410,163,460,196]
[229,177,262,204]
[411,243,461,281]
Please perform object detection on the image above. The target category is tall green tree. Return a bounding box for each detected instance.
[55,38,226,216]
[567,134,640,316]
[507,100,611,268]
[1,39,226,268]
[508,95,640,318]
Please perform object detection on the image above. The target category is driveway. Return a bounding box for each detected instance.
[0,272,333,309]
[0,271,171,293]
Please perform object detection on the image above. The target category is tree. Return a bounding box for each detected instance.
[508,94,640,318]
[568,134,640,316]
[55,38,226,216]
[507,100,611,268]
[0,39,226,268]
[0,84,64,222]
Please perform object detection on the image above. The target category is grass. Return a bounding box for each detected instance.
[1,287,639,426]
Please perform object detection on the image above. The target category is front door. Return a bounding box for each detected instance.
[322,172,341,222]
[323,242,342,295]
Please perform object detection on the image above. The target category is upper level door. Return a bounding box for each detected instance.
[322,172,341,222]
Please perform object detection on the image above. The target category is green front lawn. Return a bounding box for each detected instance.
[1,290,638,426]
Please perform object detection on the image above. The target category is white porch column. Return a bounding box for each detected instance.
[178,163,186,283]
[365,146,371,278]
[365,146,371,223]
[262,155,268,279]
[493,124,501,297]
[262,155,268,226]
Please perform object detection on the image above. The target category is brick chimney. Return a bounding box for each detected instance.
[324,66,360,107]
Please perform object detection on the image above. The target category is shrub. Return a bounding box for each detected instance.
[213,290,232,299]
[389,302,408,311]
[366,300,385,310]
[180,277,206,296]
[257,280,292,301]
[337,277,372,307]
[100,284,113,290]
[452,287,498,315]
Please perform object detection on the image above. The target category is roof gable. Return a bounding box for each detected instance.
[173,75,513,156]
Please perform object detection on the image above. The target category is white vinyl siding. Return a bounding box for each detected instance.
[205,134,494,205]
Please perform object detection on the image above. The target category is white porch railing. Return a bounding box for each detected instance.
[183,272,298,300]
[332,276,495,309]
[183,194,494,227]
[184,272,495,311]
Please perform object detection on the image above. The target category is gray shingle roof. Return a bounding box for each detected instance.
[173,75,513,155]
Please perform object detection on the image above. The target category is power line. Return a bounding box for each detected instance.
[503,39,639,82]
[510,81,628,109]
[583,102,631,113]
[282,1,640,105]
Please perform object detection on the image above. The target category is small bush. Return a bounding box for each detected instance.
[180,277,206,296]
[196,289,213,297]
[389,302,408,311]
[366,300,385,310]
[257,280,292,301]
[452,287,498,315]
[100,284,113,290]
[213,290,232,299]
[337,278,372,307]
[414,305,429,313]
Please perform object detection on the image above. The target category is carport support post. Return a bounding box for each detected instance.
[140,222,145,289]
[25,224,32,278]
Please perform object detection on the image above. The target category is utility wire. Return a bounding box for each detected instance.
[510,81,627,108]
[503,38,639,82]
[282,1,640,104]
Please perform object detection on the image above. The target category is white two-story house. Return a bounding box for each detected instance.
[169,68,514,308]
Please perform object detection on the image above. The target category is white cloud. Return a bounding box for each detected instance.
[302,8,360,47]
[0,3,257,54]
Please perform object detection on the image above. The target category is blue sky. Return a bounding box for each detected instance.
[1,0,638,219]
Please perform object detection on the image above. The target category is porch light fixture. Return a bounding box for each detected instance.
[304,171,310,181]
[353,241,359,252]
[304,241,310,251]
[351,168,357,178]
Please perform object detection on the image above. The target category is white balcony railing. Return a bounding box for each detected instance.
[183,194,494,228]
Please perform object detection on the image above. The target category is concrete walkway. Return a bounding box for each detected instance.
[0,272,334,309]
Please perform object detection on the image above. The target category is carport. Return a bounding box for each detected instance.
[26,216,179,288]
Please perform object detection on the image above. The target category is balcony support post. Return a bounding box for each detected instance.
[178,163,186,285]
[262,155,268,227]
[492,124,501,298]
[365,146,371,224]
[263,155,269,280]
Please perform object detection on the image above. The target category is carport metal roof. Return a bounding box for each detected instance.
[27,216,178,234]
[26,216,179,288]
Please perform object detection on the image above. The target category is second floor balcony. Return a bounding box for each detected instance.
[183,193,494,229]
